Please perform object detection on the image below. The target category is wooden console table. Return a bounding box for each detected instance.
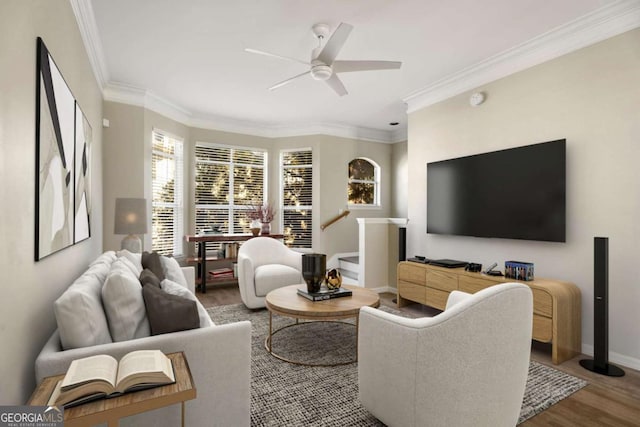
[185,233,284,293]
[397,261,581,365]
[28,352,196,427]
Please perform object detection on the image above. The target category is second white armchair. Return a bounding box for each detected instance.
[237,237,304,309]
[358,282,533,427]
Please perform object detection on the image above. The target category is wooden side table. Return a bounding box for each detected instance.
[28,352,196,427]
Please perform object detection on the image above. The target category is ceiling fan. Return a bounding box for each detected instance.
[245,23,402,96]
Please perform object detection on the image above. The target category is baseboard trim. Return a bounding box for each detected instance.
[581,344,640,372]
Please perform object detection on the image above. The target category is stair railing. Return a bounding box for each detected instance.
[320,210,350,231]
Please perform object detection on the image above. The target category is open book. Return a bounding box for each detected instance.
[48,350,175,408]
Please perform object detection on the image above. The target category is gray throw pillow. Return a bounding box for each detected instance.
[139,268,161,288]
[141,251,165,281]
[102,268,150,341]
[142,284,199,335]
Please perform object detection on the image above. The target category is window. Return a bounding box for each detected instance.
[194,143,266,235]
[151,130,184,256]
[348,158,379,207]
[281,149,312,248]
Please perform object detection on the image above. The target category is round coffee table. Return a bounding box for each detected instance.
[264,284,380,366]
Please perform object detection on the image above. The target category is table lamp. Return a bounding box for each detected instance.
[114,198,147,253]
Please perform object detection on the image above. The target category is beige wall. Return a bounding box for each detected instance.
[272,135,392,256]
[102,103,394,259]
[391,141,408,218]
[102,102,144,251]
[407,29,640,368]
[0,0,103,403]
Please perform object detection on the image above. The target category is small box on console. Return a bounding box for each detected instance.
[505,261,534,281]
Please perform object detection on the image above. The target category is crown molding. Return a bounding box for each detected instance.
[103,82,192,124]
[390,127,408,143]
[192,114,399,143]
[69,0,109,89]
[403,0,640,113]
[103,82,145,106]
[76,0,637,142]
[104,82,399,143]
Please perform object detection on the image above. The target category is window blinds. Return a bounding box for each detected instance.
[151,131,183,255]
[194,144,266,235]
[281,150,313,248]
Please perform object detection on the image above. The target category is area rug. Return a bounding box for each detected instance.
[207,303,587,426]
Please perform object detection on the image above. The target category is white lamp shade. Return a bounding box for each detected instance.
[114,198,148,235]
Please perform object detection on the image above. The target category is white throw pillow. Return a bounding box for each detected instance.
[116,249,143,275]
[54,272,113,350]
[161,256,188,288]
[89,251,117,268]
[84,260,111,286]
[102,269,150,341]
[111,257,140,278]
[161,279,213,327]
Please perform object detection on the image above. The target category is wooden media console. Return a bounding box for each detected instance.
[397,261,581,365]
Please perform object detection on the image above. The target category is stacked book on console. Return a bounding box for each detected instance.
[297,287,353,301]
[209,267,234,279]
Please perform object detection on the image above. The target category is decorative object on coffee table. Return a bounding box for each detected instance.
[325,268,342,290]
[302,253,326,293]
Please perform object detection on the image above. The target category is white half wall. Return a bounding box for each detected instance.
[407,29,640,368]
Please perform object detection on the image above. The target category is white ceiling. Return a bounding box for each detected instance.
[84,0,633,141]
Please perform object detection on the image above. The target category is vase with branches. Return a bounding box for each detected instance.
[247,202,276,235]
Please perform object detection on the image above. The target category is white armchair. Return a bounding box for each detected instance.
[358,283,533,427]
[237,237,304,309]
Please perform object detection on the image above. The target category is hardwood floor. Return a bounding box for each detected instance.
[197,287,640,426]
[196,283,243,306]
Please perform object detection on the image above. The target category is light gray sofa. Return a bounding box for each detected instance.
[35,251,251,427]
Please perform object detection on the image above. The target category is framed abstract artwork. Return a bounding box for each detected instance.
[74,103,91,243]
[35,37,91,260]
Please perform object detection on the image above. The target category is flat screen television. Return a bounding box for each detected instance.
[427,139,566,242]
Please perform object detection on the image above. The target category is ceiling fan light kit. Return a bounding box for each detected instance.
[310,61,332,81]
[246,22,402,96]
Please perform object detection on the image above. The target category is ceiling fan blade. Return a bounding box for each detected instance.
[324,74,348,96]
[269,71,311,91]
[316,23,353,65]
[245,48,310,66]
[333,60,402,73]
